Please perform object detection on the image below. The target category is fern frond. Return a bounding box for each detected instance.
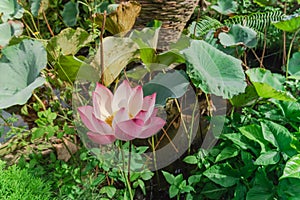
[189,16,223,38]
[225,11,284,32]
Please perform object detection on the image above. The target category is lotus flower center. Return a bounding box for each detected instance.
[105,115,114,127]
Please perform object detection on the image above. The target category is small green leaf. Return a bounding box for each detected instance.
[254,151,280,165]
[137,179,146,195]
[141,171,154,181]
[174,174,184,186]
[100,186,117,199]
[143,71,190,106]
[215,146,239,162]
[162,171,175,185]
[211,0,238,15]
[62,1,79,27]
[183,155,198,164]
[188,174,202,185]
[280,154,300,180]
[219,24,257,48]
[169,185,179,198]
[203,163,240,187]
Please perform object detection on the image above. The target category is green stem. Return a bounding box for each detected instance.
[33,92,46,111]
[24,10,41,39]
[120,141,134,200]
[286,28,300,78]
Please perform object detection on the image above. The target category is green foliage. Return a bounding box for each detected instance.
[178,74,300,199]
[246,68,296,101]
[289,52,300,77]
[0,39,47,109]
[62,1,79,27]
[162,171,195,199]
[218,24,257,48]
[211,0,238,15]
[272,13,300,32]
[0,0,24,22]
[0,160,52,200]
[182,39,247,99]
[225,11,284,32]
[188,16,223,39]
[142,71,190,106]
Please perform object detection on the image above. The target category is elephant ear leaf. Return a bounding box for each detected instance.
[0,39,47,109]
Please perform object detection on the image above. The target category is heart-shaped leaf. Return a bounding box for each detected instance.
[219,24,257,48]
[0,0,24,22]
[280,154,300,180]
[0,39,47,109]
[181,40,246,99]
[142,71,190,106]
[272,14,300,32]
[246,68,296,101]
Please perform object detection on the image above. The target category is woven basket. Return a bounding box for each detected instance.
[116,0,199,49]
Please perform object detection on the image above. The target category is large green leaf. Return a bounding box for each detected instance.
[239,124,268,153]
[254,150,280,165]
[0,39,47,109]
[47,28,93,59]
[230,85,259,107]
[62,1,79,27]
[278,178,300,198]
[211,0,238,15]
[280,154,300,180]
[0,21,23,49]
[91,36,139,86]
[246,68,296,101]
[261,120,298,157]
[55,55,87,82]
[143,71,190,106]
[203,163,240,187]
[272,100,300,123]
[247,168,274,200]
[182,40,246,99]
[0,0,24,22]
[272,14,300,32]
[218,24,257,48]
[288,52,300,76]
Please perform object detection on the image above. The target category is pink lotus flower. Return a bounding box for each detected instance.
[78,80,166,145]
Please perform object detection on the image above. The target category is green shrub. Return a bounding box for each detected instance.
[0,160,52,200]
